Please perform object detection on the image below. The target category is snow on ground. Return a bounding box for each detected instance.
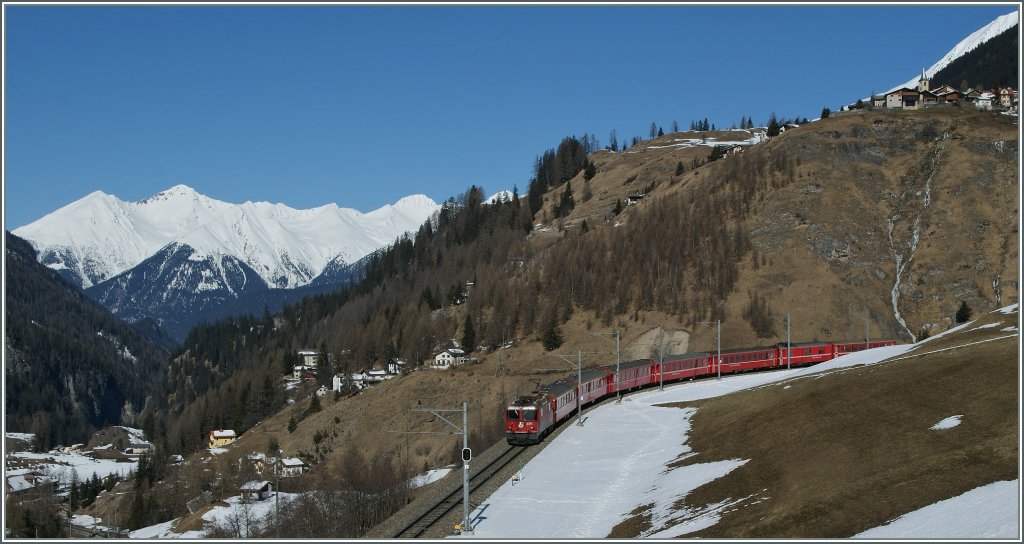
[118,426,153,447]
[5,432,36,442]
[853,480,1019,539]
[409,467,454,489]
[130,492,302,538]
[929,415,963,430]
[9,450,137,482]
[464,317,1020,538]
[465,370,801,538]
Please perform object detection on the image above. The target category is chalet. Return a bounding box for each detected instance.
[5,471,53,495]
[931,84,957,95]
[998,87,1016,108]
[625,194,645,206]
[975,92,995,110]
[350,371,368,388]
[937,90,963,103]
[240,480,274,501]
[293,365,316,381]
[778,123,800,133]
[297,349,320,367]
[279,457,308,477]
[387,358,408,375]
[871,95,886,108]
[886,88,920,109]
[434,348,467,367]
[919,90,938,106]
[208,429,237,449]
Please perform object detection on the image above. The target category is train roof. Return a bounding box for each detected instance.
[615,358,654,370]
[660,352,709,363]
[776,341,831,348]
[537,368,610,397]
[714,345,777,355]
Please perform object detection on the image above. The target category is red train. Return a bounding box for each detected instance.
[505,339,896,445]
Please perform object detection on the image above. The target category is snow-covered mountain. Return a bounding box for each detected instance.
[887,11,1018,93]
[13,185,441,340]
[12,184,441,290]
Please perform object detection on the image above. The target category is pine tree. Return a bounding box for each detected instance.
[671,120,679,132]
[461,314,476,353]
[583,160,596,181]
[821,106,831,119]
[649,122,658,139]
[675,161,685,176]
[767,113,781,137]
[541,317,564,351]
[609,129,618,151]
[657,126,664,137]
[955,301,973,323]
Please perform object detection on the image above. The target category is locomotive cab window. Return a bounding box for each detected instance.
[506,409,520,420]
[522,409,537,421]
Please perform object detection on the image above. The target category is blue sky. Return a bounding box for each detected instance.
[3,3,1017,229]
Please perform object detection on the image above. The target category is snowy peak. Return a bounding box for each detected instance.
[889,11,1019,92]
[13,184,441,289]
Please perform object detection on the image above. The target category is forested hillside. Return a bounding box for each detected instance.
[4,232,170,449]
[932,23,1018,90]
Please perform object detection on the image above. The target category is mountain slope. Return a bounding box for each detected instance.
[889,10,1018,92]
[4,231,170,449]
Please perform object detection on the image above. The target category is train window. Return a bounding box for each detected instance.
[522,410,537,421]
[506,409,520,420]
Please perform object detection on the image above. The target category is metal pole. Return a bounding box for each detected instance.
[576,351,583,426]
[615,331,621,403]
[659,330,664,391]
[786,314,791,370]
[275,449,281,539]
[716,320,721,379]
[462,401,471,535]
[865,310,870,345]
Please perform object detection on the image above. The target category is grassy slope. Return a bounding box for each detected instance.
[612,307,1018,538]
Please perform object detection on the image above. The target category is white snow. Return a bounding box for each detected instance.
[466,327,1020,539]
[129,491,301,538]
[996,303,1019,315]
[409,467,454,489]
[5,432,36,442]
[9,450,137,482]
[12,185,441,289]
[930,415,963,430]
[853,480,1019,539]
[888,11,1019,93]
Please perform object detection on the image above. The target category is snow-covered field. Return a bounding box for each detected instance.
[6,448,138,482]
[463,306,1020,539]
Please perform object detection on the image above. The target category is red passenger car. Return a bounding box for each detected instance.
[655,352,710,383]
[777,342,833,367]
[712,346,778,375]
[611,359,656,394]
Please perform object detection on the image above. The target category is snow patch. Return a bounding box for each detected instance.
[929,415,963,430]
[854,480,1019,538]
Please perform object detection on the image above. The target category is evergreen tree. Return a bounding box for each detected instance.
[609,129,618,151]
[955,301,973,324]
[583,160,596,181]
[821,106,831,119]
[675,161,685,176]
[649,122,658,139]
[767,113,781,137]
[541,317,564,351]
[657,126,664,137]
[461,314,476,353]
[671,120,679,132]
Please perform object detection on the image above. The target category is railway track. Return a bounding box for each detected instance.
[393,443,528,538]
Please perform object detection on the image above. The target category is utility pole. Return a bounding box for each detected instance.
[591,331,621,403]
[393,403,474,535]
[659,330,665,391]
[275,448,281,539]
[547,352,585,426]
[786,314,791,369]
[865,309,870,344]
[697,320,721,378]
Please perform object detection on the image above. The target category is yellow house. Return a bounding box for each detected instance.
[208,429,237,449]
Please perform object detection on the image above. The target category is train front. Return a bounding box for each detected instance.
[505,396,542,445]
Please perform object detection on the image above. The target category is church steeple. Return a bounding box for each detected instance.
[918,68,931,93]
